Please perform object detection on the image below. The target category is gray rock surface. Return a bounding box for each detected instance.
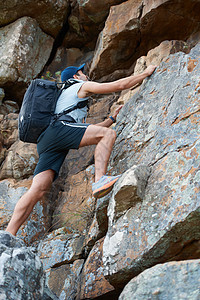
[37,228,85,270]
[0,231,57,299]
[119,260,200,300]
[103,43,200,288]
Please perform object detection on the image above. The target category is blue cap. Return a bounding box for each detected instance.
[61,63,85,81]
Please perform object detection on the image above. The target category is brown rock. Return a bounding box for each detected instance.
[89,0,141,79]
[170,240,200,261]
[63,0,126,48]
[187,30,200,49]
[134,40,191,76]
[52,166,95,233]
[46,259,84,300]
[90,0,200,80]
[78,237,115,299]
[139,0,200,59]
[41,47,94,81]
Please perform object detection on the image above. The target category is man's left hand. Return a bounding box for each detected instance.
[112,105,123,120]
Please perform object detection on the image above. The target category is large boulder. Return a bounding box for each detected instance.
[0,231,57,299]
[102,43,200,287]
[108,165,150,224]
[0,0,70,38]
[119,259,200,300]
[90,0,200,80]
[0,17,54,102]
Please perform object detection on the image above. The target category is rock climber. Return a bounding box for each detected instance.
[6,63,156,236]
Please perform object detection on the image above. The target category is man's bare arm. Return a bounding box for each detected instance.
[78,65,157,98]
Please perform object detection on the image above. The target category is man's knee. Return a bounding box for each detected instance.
[30,170,54,200]
[29,183,49,201]
[105,128,117,142]
[79,125,116,147]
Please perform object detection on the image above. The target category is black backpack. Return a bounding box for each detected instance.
[18,78,87,144]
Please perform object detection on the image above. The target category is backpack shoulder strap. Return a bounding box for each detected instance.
[52,99,88,123]
[61,79,80,90]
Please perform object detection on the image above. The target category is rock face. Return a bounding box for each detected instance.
[0,0,200,299]
[37,227,85,299]
[0,231,57,299]
[90,0,200,80]
[119,259,200,300]
[103,43,200,288]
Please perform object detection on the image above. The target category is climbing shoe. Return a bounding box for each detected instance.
[92,175,121,198]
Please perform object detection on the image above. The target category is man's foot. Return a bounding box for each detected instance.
[92,175,121,198]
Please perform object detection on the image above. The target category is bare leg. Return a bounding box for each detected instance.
[6,169,55,236]
[79,125,116,182]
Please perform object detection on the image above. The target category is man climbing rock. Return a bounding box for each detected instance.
[6,63,156,236]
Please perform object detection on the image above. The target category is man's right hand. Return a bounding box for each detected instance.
[144,65,157,76]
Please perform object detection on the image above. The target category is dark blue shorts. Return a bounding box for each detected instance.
[34,121,90,180]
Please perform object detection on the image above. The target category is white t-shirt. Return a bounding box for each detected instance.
[54,80,89,123]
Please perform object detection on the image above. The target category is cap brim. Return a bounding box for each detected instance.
[77,63,85,72]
